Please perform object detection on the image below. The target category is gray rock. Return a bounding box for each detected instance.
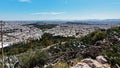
[96,56,107,64]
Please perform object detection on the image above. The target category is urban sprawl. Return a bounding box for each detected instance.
[0,22,118,48]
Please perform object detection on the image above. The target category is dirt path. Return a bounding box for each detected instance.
[41,42,66,51]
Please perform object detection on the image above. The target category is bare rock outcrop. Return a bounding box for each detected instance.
[71,56,110,68]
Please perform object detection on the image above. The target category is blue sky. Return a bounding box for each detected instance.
[0,0,120,20]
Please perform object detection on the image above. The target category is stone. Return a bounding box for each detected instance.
[81,58,103,68]
[71,62,91,68]
[71,56,111,68]
[96,56,107,64]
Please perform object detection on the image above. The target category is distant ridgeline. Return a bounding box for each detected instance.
[23,23,58,30]
[66,22,91,25]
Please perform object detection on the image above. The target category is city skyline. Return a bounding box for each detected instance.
[0,0,120,20]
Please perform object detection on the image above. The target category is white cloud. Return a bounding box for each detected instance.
[32,12,65,15]
[19,0,30,2]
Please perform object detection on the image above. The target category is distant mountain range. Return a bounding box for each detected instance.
[72,19,120,25]
[5,19,120,25]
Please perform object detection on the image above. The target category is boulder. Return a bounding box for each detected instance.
[81,58,104,68]
[71,56,111,68]
[96,56,107,64]
[71,62,91,68]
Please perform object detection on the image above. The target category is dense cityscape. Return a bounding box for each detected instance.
[0,21,117,48]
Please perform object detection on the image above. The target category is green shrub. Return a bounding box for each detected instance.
[103,43,120,68]
[80,30,107,45]
[20,51,48,68]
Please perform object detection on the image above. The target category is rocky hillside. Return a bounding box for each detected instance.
[46,26,120,68]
